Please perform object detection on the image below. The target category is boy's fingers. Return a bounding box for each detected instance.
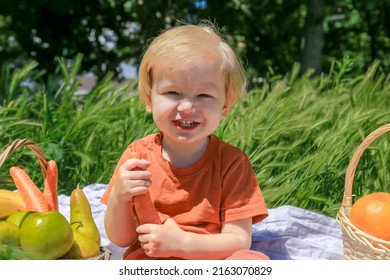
[130,186,149,196]
[122,158,150,171]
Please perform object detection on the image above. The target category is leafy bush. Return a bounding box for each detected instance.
[1,55,390,217]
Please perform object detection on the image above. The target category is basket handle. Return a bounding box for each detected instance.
[342,123,390,208]
[0,139,48,177]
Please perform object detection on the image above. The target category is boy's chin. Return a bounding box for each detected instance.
[164,133,208,145]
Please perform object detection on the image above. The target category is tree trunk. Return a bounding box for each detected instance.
[300,0,326,76]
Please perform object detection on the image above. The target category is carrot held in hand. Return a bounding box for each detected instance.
[43,160,59,211]
[129,152,161,225]
[9,166,51,212]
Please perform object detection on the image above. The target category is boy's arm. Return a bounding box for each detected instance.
[137,217,252,260]
[104,190,138,247]
[180,217,253,260]
[104,157,152,247]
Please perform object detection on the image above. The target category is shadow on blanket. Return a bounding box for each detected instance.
[58,184,344,260]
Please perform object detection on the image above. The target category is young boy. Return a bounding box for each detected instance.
[101,20,269,260]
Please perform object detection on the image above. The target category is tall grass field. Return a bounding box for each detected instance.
[1,55,390,217]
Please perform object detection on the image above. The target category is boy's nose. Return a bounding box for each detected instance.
[177,99,196,112]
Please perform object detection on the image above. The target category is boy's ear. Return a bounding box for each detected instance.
[221,105,229,118]
[146,103,152,113]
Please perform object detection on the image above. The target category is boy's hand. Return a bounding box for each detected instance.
[111,157,152,203]
[137,218,185,258]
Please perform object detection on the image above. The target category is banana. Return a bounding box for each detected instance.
[0,190,26,219]
[0,189,25,204]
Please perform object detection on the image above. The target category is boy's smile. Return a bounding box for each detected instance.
[173,120,200,130]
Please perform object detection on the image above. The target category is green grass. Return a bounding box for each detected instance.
[0,244,36,260]
[215,61,390,216]
[1,55,390,217]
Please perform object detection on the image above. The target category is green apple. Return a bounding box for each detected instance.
[0,220,20,246]
[6,210,35,228]
[19,211,74,260]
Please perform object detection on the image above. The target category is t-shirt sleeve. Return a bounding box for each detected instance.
[220,154,268,224]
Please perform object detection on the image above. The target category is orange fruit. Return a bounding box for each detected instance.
[349,192,390,241]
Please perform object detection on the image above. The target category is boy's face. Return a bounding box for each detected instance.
[147,56,228,148]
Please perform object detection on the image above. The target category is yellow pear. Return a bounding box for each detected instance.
[60,230,100,259]
[69,184,100,245]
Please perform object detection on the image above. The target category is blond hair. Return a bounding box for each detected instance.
[137,20,246,109]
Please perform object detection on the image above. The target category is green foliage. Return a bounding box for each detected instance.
[0,0,198,79]
[1,1,389,81]
[1,56,389,218]
[0,244,35,260]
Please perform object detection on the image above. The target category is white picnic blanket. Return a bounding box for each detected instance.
[250,205,344,259]
[58,184,344,260]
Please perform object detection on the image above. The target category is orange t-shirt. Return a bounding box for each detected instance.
[101,133,268,235]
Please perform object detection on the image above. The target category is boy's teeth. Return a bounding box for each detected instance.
[180,120,194,127]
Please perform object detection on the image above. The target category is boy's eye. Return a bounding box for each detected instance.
[165,91,180,96]
[198,93,212,98]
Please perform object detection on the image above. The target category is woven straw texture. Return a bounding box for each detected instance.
[90,247,112,260]
[0,139,111,260]
[336,124,390,260]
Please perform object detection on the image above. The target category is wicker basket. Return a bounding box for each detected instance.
[0,138,111,260]
[90,247,112,260]
[0,139,49,178]
[336,124,390,260]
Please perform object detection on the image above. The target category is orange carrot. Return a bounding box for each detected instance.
[43,160,59,211]
[129,152,161,225]
[9,166,51,212]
